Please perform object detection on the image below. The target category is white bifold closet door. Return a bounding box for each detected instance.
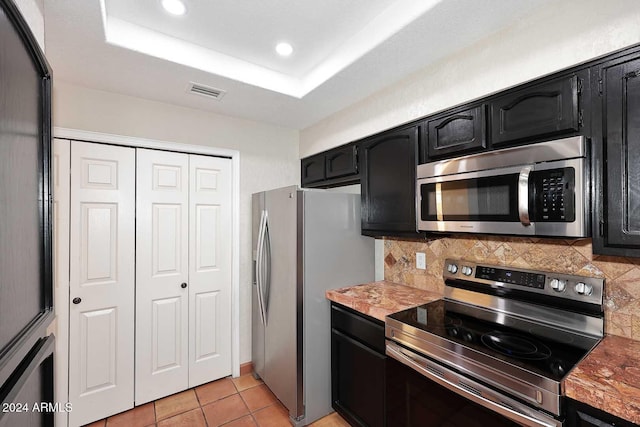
[135,149,232,404]
[68,142,136,427]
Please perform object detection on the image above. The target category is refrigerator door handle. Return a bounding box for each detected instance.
[256,210,267,326]
[263,216,271,319]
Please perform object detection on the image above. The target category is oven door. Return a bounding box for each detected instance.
[417,165,533,235]
[386,342,562,427]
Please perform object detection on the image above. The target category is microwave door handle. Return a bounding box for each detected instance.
[518,166,533,226]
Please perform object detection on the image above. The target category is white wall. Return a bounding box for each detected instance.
[13,0,44,51]
[300,0,640,156]
[53,81,300,364]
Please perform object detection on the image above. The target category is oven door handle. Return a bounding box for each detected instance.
[518,166,533,226]
[386,342,560,427]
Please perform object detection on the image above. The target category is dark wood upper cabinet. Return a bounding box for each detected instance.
[361,126,420,236]
[326,144,358,179]
[490,74,581,146]
[592,57,640,256]
[426,105,486,159]
[301,153,326,186]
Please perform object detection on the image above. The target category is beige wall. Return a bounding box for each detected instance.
[300,0,640,156]
[53,81,300,363]
[384,237,640,340]
[14,0,44,51]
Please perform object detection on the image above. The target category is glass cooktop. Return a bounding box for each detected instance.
[387,299,600,382]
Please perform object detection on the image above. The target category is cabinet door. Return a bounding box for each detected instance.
[301,154,325,186]
[361,127,419,236]
[326,144,358,179]
[427,105,486,159]
[135,149,190,404]
[593,58,640,255]
[331,329,385,427]
[69,142,135,426]
[566,398,636,427]
[490,75,580,146]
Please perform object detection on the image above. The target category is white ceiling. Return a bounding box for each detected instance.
[44,0,553,129]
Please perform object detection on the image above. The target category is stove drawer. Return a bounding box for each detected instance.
[386,341,563,427]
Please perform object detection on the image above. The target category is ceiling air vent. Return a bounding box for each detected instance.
[186,82,226,100]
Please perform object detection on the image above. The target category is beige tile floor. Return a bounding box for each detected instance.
[84,373,350,427]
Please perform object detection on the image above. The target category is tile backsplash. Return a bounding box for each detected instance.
[384,236,640,340]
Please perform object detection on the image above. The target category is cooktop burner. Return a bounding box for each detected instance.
[388,299,597,381]
[480,332,551,360]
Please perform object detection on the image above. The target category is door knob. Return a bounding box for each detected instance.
[181,283,188,289]
[72,297,81,304]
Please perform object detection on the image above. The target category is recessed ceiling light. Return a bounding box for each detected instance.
[161,0,186,16]
[275,42,293,57]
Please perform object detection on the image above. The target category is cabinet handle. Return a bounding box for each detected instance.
[181,283,188,289]
[72,297,81,305]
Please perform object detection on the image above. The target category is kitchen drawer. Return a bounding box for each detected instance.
[331,304,385,354]
[490,74,581,146]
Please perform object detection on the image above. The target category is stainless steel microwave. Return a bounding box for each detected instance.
[416,136,589,237]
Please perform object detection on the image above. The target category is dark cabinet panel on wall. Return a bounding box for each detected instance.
[361,126,420,236]
[331,304,385,427]
[326,144,358,179]
[301,153,326,186]
[592,57,640,256]
[426,105,487,159]
[301,144,360,188]
[490,74,581,146]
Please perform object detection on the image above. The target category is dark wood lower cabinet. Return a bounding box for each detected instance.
[331,303,385,427]
[566,398,637,427]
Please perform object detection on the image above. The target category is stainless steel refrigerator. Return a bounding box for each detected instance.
[252,186,375,426]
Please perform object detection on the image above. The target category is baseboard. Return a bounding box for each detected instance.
[240,362,253,376]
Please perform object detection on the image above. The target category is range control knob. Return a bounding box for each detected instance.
[575,282,593,296]
[550,278,567,292]
[461,266,473,276]
[447,263,458,274]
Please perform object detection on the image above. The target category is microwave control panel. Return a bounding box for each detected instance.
[531,167,575,222]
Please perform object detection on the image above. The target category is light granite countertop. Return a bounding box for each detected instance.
[325,280,441,322]
[565,335,640,424]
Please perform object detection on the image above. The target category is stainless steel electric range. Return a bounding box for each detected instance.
[385,259,604,427]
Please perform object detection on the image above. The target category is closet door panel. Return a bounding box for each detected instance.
[135,149,189,404]
[68,142,135,427]
[188,155,233,386]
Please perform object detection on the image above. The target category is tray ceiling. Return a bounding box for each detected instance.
[45,0,553,129]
